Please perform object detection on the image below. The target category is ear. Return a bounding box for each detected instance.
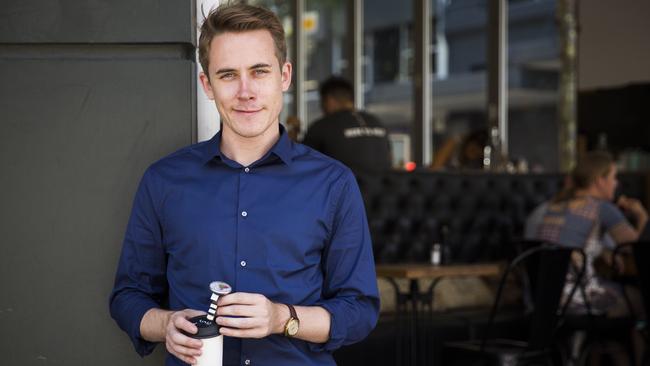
[199,72,215,100]
[322,96,334,114]
[280,62,292,92]
[594,175,607,192]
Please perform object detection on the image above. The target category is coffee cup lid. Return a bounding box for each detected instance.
[182,315,220,339]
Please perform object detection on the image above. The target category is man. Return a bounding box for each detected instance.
[109,4,379,366]
[303,76,392,173]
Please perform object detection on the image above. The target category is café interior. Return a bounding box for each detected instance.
[247,0,650,364]
[2,0,649,365]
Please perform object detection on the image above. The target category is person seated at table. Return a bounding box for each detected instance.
[534,151,648,316]
[525,176,618,247]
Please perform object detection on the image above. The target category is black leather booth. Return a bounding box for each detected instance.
[355,171,648,264]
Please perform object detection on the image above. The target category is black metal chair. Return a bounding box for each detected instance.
[607,241,649,365]
[443,242,586,366]
[552,241,649,366]
[592,240,650,366]
[627,241,650,366]
[612,240,649,325]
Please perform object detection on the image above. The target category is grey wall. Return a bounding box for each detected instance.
[0,1,196,365]
[579,0,650,90]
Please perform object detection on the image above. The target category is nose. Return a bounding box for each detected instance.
[236,75,256,101]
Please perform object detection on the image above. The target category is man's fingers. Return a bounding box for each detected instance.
[166,311,204,364]
[216,315,258,329]
[216,304,256,317]
[166,340,200,365]
[170,329,203,349]
[217,292,260,306]
[172,313,201,336]
[169,339,202,357]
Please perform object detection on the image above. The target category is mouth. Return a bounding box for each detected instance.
[233,108,263,115]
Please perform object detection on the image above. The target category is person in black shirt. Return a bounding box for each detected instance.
[303,76,392,173]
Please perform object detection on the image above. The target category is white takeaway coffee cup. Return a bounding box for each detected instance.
[184,315,223,366]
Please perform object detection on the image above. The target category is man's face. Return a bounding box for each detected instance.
[200,30,291,140]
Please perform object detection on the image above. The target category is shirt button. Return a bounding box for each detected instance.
[240,260,247,267]
[244,359,251,365]
[244,167,250,173]
[241,211,247,217]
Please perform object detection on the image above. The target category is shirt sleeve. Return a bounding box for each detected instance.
[524,203,547,240]
[109,167,168,357]
[599,200,630,234]
[309,169,380,352]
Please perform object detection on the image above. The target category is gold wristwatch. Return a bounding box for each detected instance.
[283,304,300,337]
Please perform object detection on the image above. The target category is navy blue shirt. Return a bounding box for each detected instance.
[109,127,380,366]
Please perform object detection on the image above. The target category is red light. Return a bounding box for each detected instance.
[405,161,416,172]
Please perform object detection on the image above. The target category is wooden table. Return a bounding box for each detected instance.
[376,263,503,365]
[376,262,502,280]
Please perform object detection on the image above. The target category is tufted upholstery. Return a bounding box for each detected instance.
[356,171,648,264]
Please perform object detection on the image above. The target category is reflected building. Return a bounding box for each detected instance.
[361,0,560,170]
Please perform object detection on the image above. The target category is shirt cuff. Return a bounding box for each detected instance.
[110,294,160,357]
[131,304,159,357]
[307,296,378,353]
[308,301,343,352]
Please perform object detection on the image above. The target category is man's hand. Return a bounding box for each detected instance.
[164,309,206,365]
[215,292,287,338]
[618,195,648,220]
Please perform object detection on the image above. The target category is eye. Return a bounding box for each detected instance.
[253,69,270,77]
[219,72,236,80]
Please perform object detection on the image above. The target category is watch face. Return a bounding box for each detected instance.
[287,318,299,336]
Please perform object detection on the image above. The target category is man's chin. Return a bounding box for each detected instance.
[228,125,277,140]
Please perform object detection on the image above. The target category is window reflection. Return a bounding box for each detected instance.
[507,0,559,172]
[364,0,414,167]
[430,0,488,170]
[430,0,559,171]
[305,0,349,126]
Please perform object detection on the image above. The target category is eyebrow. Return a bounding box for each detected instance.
[250,63,272,70]
[215,63,272,76]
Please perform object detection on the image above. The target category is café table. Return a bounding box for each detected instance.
[376,262,503,365]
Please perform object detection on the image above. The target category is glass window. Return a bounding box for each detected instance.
[429,0,559,171]
[305,0,349,126]
[507,0,559,172]
[364,0,414,166]
[430,0,488,170]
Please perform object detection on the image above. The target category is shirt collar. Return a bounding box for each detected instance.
[199,124,294,166]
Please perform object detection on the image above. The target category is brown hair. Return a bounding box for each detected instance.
[554,151,614,202]
[198,3,287,80]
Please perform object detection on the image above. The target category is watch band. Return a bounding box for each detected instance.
[286,303,298,319]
